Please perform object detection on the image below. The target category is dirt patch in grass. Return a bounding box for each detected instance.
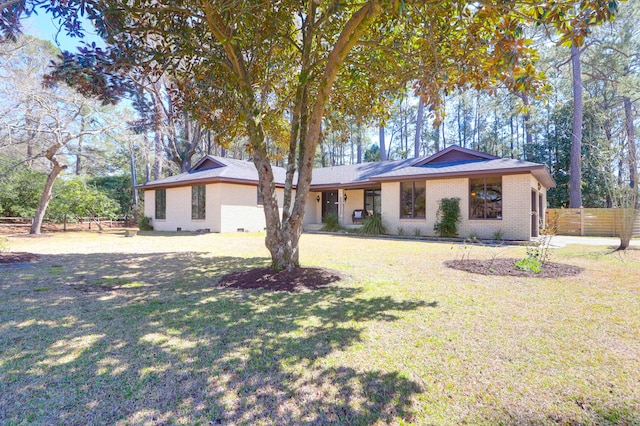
[218,266,345,291]
[0,252,39,264]
[444,258,583,278]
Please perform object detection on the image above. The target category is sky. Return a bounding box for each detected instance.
[22,9,104,52]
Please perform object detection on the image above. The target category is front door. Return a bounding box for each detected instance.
[322,190,338,221]
[531,190,539,238]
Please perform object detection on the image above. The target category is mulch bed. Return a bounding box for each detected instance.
[444,258,583,278]
[218,267,345,292]
[0,252,39,264]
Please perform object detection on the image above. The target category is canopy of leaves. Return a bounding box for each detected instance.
[88,175,135,216]
[30,1,619,140]
[0,159,46,217]
[48,177,119,222]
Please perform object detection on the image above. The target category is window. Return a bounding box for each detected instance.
[364,189,381,216]
[257,186,263,206]
[400,181,425,218]
[192,185,206,220]
[155,189,166,220]
[470,177,502,219]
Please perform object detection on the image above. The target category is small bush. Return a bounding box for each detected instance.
[492,229,504,241]
[138,216,153,231]
[413,228,421,237]
[434,198,461,237]
[515,256,542,273]
[321,213,342,232]
[397,227,405,236]
[360,214,386,235]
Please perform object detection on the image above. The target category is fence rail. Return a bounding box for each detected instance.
[0,217,130,229]
[546,208,640,237]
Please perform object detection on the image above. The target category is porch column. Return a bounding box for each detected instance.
[337,188,345,224]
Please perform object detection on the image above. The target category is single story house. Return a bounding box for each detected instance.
[140,145,555,240]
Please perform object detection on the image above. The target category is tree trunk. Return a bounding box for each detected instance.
[414,98,424,158]
[75,115,85,175]
[569,44,583,208]
[129,145,138,223]
[624,96,638,208]
[379,125,387,161]
[521,93,533,160]
[151,81,164,180]
[356,122,362,163]
[509,115,515,158]
[30,160,66,235]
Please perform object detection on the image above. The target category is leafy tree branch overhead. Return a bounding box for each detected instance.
[1,0,623,270]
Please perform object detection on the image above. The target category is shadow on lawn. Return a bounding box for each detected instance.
[0,252,430,424]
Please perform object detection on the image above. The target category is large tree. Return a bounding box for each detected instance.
[0,36,113,234]
[3,0,621,269]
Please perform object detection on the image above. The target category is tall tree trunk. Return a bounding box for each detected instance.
[414,98,424,158]
[457,98,462,147]
[569,44,583,208]
[75,115,85,175]
[379,125,387,161]
[521,93,533,160]
[129,145,138,223]
[151,81,164,180]
[624,96,638,208]
[509,115,515,158]
[356,122,363,163]
[31,158,66,235]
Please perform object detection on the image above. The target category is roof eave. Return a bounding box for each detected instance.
[372,165,557,187]
[137,177,287,190]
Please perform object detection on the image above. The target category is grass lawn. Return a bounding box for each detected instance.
[1,231,639,425]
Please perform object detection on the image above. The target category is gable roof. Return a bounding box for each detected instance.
[140,146,555,190]
[140,155,289,189]
[372,157,555,188]
[308,157,418,189]
[412,145,498,166]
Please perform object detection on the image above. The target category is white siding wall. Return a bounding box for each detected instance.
[144,183,288,233]
[218,183,289,233]
[381,174,543,240]
[343,189,365,225]
[143,172,547,239]
[148,186,219,232]
[143,189,155,222]
[219,183,265,232]
[304,192,321,225]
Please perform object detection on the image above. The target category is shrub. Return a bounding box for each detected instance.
[360,214,386,235]
[138,216,153,231]
[434,198,461,237]
[413,228,421,237]
[320,213,342,232]
[492,229,504,241]
[515,256,542,273]
[397,227,405,236]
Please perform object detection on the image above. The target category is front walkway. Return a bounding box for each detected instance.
[549,235,639,248]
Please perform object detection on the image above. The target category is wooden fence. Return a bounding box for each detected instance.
[546,208,640,237]
[0,217,129,229]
